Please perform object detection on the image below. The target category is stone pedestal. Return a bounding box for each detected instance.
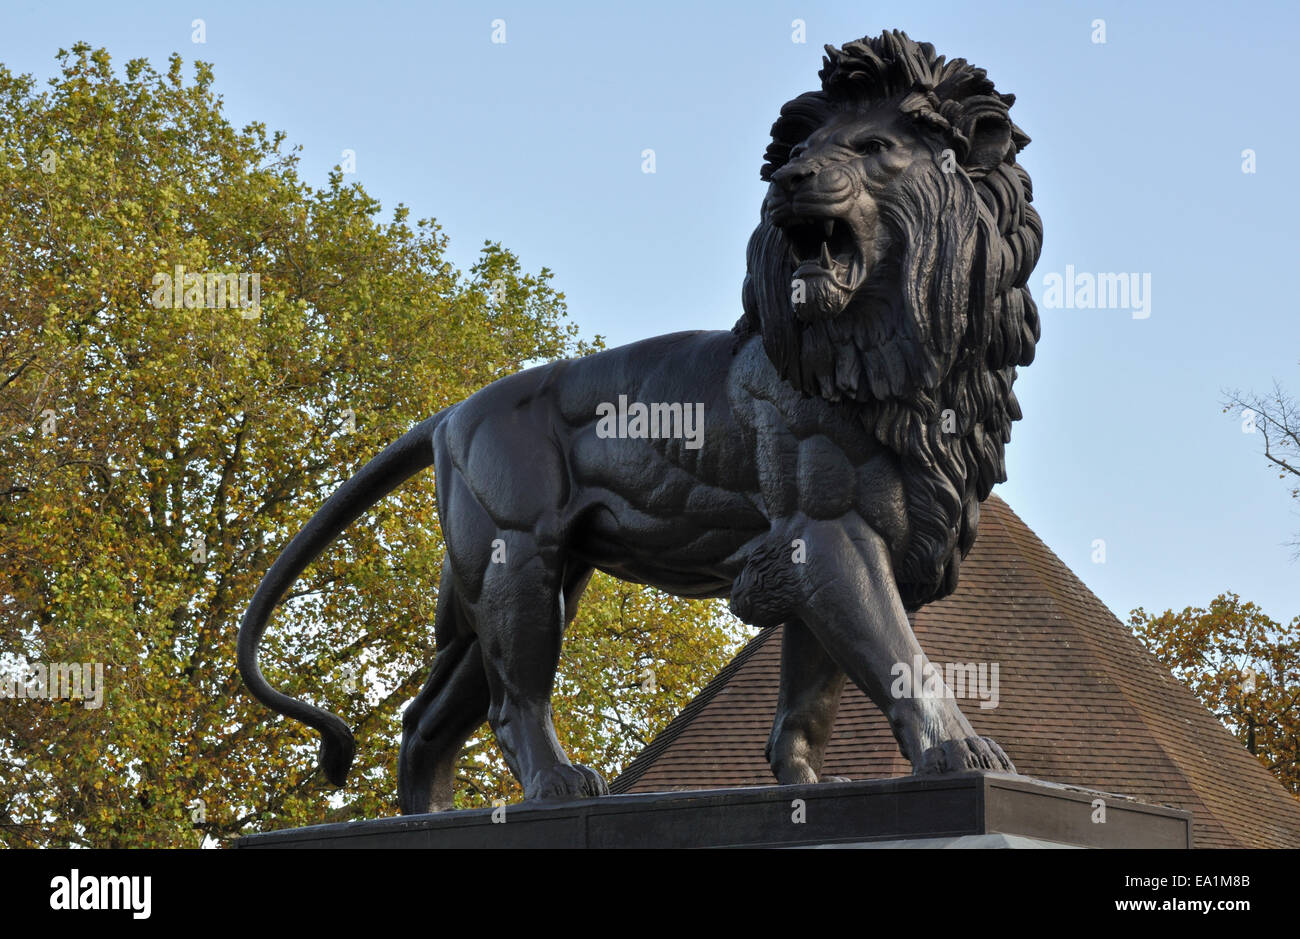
[236,773,1191,849]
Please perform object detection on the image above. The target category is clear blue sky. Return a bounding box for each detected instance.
[4,0,1298,626]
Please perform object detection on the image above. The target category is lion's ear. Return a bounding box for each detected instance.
[958,100,1013,178]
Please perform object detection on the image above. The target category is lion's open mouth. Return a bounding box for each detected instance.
[780,216,867,319]
[786,217,860,284]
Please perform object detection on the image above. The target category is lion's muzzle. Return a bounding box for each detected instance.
[766,167,875,322]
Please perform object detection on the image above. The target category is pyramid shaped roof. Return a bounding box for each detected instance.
[611,496,1300,848]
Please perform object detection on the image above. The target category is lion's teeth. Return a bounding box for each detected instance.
[820,241,833,268]
[821,220,834,239]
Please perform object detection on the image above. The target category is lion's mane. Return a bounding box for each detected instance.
[735,30,1043,609]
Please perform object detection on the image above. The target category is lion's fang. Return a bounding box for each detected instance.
[821,220,834,239]
[820,241,833,268]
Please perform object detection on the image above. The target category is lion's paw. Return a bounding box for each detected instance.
[918,736,1016,775]
[526,763,609,802]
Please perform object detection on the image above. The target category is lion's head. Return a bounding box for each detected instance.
[736,30,1042,609]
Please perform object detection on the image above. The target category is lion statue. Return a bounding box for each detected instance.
[239,29,1042,814]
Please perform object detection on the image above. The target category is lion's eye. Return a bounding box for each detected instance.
[856,139,888,156]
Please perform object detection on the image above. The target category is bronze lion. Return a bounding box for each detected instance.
[239,29,1042,814]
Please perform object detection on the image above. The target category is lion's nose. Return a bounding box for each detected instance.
[772,160,816,191]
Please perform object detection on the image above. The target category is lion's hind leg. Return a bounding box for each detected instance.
[398,572,490,815]
[473,540,608,802]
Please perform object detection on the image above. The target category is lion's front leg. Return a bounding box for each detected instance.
[765,619,848,784]
[734,513,1015,776]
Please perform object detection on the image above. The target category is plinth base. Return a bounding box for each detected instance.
[237,773,1191,849]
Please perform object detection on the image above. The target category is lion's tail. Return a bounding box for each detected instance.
[237,409,449,786]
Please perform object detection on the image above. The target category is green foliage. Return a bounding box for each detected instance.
[1130,593,1300,796]
[0,45,747,846]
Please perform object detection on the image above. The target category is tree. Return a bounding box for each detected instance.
[1224,376,1300,554]
[1130,594,1300,796]
[0,45,747,846]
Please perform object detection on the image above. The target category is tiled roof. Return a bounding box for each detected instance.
[611,495,1300,848]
